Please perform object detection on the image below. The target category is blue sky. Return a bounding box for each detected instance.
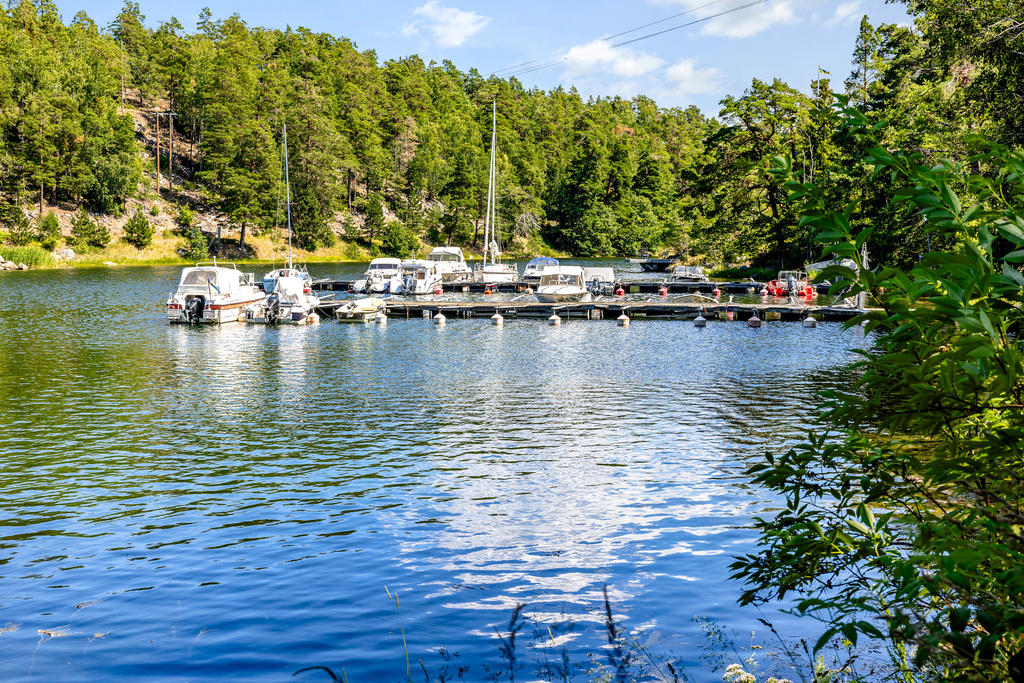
[51,0,912,114]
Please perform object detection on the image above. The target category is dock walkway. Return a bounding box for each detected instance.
[313,279,832,296]
[316,300,865,323]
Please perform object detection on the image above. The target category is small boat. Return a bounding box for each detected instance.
[167,262,264,324]
[398,260,444,295]
[668,265,708,282]
[535,265,592,303]
[244,275,320,325]
[263,265,311,293]
[627,253,681,272]
[523,256,558,286]
[766,270,815,298]
[474,261,519,283]
[428,247,473,282]
[353,258,403,294]
[473,102,520,285]
[334,297,386,323]
[582,266,616,295]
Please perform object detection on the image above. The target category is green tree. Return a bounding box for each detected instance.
[4,208,33,246]
[123,208,153,248]
[181,224,208,260]
[36,210,60,250]
[733,105,1024,680]
[365,193,385,245]
[379,220,416,257]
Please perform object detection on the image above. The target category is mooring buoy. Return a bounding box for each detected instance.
[491,312,503,326]
[803,315,816,328]
[748,313,762,328]
[375,310,387,325]
[617,312,630,327]
[434,312,446,325]
[548,313,561,326]
[694,314,706,327]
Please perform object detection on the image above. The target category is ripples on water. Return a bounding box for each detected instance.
[0,265,866,681]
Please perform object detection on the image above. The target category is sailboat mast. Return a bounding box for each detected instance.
[489,101,497,265]
[283,122,293,270]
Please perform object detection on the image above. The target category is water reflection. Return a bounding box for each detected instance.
[0,267,868,680]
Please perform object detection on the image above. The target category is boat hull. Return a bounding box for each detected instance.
[535,291,593,303]
[168,296,264,324]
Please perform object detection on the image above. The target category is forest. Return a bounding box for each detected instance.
[0,0,1019,268]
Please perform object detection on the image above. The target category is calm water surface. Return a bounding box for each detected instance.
[0,263,865,681]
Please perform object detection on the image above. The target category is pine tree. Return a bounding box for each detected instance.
[123,208,153,248]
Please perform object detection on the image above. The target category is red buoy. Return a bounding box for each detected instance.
[712,287,721,298]
[434,287,443,295]
[659,286,668,297]
[615,286,625,297]
[484,288,492,296]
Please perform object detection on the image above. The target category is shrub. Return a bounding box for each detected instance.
[36,211,60,250]
[176,204,193,230]
[4,208,33,246]
[379,220,417,258]
[69,209,110,249]
[181,224,208,261]
[123,209,153,249]
[70,209,93,247]
[150,205,160,216]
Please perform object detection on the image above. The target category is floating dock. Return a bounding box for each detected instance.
[312,279,831,296]
[315,300,864,323]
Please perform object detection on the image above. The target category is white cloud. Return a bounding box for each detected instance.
[653,0,821,39]
[401,1,490,48]
[825,1,861,27]
[664,58,725,94]
[564,39,664,78]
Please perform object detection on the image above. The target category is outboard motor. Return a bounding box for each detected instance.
[404,274,416,295]
[185,296,204,323]
[265,293,281,324]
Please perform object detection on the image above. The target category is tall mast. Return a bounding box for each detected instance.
[488,101,497,265]
[283,122,293,270]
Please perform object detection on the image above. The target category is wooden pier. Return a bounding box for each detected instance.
[312,279,832,296]
[315,299,865,323]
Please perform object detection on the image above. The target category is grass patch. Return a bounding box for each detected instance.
[0,245,56,268]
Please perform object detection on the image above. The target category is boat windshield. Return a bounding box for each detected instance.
[181,269,221,287]
[541,273,580,286]
[527,258,557,270]
[429,253,462,262]
[369,263,398,271]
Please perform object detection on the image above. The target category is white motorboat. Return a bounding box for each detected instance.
[428,247,472,282]
[473,102,520,285]
[244,275,320,325]
[474,261,519,283]
[335,297,386,323]
[668,265,708,282]
[353,258,403,294]
[397,259,444,295]
[263,265,311,293]
[167,262,264,324]
[535,265,593,303]
[523,256,558,286]
[582,266,616,295]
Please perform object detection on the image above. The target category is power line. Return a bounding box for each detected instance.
[491,0,731,77]
[499,0,769,80]
[613,0,766,47]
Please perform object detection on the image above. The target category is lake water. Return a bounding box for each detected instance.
[0,263,865,681]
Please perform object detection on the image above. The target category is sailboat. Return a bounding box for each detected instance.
[474,102,519,284]
[245,123,320,325]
